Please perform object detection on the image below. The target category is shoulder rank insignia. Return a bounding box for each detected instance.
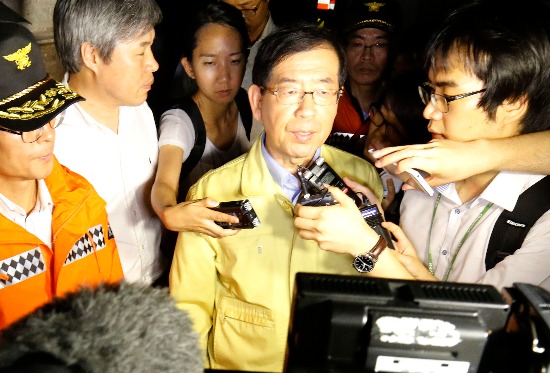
[365,2,385,12]
[3,42,32,70]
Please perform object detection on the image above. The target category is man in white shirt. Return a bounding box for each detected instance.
[52,0,165,284]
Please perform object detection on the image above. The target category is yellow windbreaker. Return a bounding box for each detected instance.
[170,138,382,372]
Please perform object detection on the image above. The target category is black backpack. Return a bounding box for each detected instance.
[171,87,253,202]
[486,175,550,270]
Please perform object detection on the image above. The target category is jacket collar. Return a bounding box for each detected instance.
[241,136,277,198]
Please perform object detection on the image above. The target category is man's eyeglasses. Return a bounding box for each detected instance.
[0,119,58,143]
[418,83,486,113]
[347,41,389,56]
[238,0,262,18]
[261,87,344,106]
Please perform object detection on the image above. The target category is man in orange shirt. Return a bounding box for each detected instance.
[332,0,401,137]
[0,22,123,329]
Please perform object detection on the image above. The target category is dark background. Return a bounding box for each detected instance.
[148,0,471,119]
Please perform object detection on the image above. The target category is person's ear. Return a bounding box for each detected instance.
[181,57,196,80]
[497,95,528,131]
[248,84,263,121]
[80,42,101,73]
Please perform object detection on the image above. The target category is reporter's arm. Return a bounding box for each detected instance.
[372,131,550,186]
[151,145,239,238]
[151,144,185,228]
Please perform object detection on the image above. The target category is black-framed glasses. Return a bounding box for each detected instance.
[347,42,389,56]
[418,83,486,113]
[238,0,262,18]
[0,120,58,143]
[261,86,344,106]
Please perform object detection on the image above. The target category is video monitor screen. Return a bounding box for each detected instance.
[285,273,509,373]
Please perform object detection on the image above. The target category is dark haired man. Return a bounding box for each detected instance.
[295,0,550,291]
[169,24,393,372]
[0,22,123,329]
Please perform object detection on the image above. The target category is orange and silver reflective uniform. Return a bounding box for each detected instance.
[0,158,123,329]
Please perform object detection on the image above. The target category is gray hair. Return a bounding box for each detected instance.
[0,283,203,373]
[54,0,162,73]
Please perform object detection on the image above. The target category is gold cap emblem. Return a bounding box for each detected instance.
[366,2,385,12]
[3,42,32,70]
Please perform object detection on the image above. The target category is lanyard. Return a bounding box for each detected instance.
[427,194,493,281]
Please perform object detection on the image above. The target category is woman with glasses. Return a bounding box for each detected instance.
[152,2,255,248]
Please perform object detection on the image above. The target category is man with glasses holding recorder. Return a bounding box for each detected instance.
[0,22,123,330]
[295,0,550,292]
[170,24,409,372]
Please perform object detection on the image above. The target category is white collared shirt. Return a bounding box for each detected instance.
[400,172,550,291]
[0,179,54,247]
[54,77,164,284]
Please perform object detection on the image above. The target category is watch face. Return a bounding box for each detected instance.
[353,254,375,273]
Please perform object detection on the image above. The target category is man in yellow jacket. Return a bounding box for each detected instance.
[170,24,399,372]
[0,22,123,329]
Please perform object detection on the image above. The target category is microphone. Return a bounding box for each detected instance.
[0,283,203,373]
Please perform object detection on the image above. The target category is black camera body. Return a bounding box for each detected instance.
[297,188,339,207]
[298,157,395,249]
[299,157,363,206]
[210,199,261,229]
[297,158,394,249]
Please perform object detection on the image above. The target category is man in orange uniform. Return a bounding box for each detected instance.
[0,22,123,329]
[332,0,401,136]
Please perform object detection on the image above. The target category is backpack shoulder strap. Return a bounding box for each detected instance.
[171,97,206,202]
[235,87,253,140]
[486,175,550,270]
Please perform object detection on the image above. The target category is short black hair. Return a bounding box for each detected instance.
[252,23,347,88]
[181,1,249,61]
[425,0,550,134]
